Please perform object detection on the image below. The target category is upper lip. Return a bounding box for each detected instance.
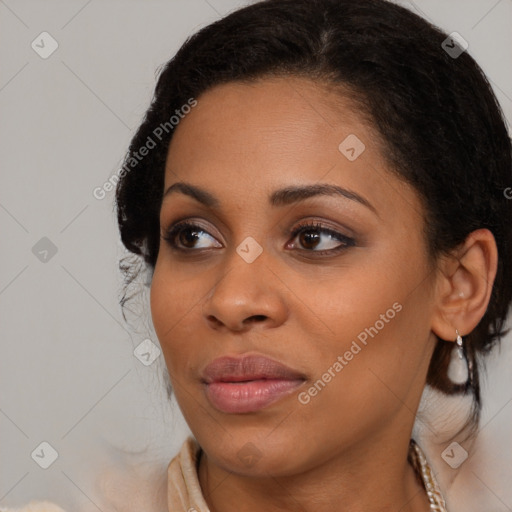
[202,354,306,384]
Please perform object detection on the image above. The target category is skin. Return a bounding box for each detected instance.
[150,77,497,512]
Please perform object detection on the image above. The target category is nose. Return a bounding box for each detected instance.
[201,251,288,333]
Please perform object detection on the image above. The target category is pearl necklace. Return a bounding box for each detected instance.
[409,439,448,511]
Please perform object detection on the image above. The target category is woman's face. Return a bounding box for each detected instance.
[150,77,439,475]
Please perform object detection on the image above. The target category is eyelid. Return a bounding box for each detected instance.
[162,219,222,250]
[287,220,355,254]
[162,216,221,239]
[162,217,355,255]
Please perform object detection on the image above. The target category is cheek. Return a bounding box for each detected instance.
[314,281,432,414]
[149,263,202,369]
[303,254,410,346]
[149,265,172,341]
[303,246,432,400]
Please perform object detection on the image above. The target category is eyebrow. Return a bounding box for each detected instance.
[163,181,377,214]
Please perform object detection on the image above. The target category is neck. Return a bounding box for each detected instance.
[198,426,432,512]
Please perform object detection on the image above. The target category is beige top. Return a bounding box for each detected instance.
[1,436,446,512]
[167,436,211,511]
[166,436,447,512]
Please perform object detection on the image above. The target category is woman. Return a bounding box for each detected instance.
[114,0,512,510]
[9,0,511,510]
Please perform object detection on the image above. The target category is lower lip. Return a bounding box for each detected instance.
[204,379,305,413]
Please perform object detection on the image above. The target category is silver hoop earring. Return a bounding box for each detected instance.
[447,329,469,385]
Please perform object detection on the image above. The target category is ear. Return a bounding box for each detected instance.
[431,228,498,341]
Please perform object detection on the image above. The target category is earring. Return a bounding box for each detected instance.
[447,329,469,385]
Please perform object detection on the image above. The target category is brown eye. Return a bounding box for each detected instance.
[178,227,201,248]
[290,221,355,255]
[163,221,221,251]
[162,219,354,256]
[299,229,321,250]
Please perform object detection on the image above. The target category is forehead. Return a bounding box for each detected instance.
[168,77,369,156]
[163,77,420,222]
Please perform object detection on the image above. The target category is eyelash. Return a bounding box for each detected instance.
[162,219,355,256]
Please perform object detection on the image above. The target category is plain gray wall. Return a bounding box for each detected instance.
[1,0,511,510]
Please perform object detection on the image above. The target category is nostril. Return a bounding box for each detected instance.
[207,315,222,326]
[247,315,267,323]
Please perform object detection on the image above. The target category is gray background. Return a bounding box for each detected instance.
[1,0,511,510]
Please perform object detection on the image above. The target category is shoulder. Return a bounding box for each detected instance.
[0,501,66,512]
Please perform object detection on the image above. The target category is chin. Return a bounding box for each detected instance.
[196,426,307,476]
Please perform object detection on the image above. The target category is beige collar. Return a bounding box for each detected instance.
[167,436,211,512]
[167,436,447,512]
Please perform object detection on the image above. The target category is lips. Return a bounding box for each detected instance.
[201,354,306,413]
[202,354,306,383]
